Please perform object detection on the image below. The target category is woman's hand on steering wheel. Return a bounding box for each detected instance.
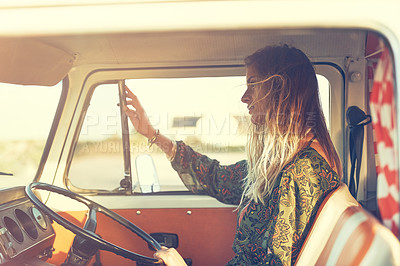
[154,247,187,266]
[124,85,156,139]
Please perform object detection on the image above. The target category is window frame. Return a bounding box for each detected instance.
[64,63,344,196]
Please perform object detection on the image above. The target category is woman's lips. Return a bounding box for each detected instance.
[248,106,254,114]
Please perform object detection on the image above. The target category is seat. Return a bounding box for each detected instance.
[296,183,400,265]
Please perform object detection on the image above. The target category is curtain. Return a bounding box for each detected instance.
[369,45,400,238]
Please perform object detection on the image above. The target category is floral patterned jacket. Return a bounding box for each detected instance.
[171,141,340,265]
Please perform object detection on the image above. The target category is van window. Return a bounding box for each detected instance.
[0,82,62,188]
[68,74,331,193]
[318,74,330,130]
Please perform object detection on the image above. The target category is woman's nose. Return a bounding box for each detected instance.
[241,89,251,104]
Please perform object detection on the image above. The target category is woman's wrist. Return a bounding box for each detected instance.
[147,129,176,161]
[148,129,160,147]
[144,127,156,139]
[167,140,177,161]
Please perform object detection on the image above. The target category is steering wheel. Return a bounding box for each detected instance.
[25,182,162,264]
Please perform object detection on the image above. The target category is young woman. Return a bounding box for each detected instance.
[125,44,342,265]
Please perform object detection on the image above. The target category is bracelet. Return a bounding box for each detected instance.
[167,140,177,161]
[148,129,160,147]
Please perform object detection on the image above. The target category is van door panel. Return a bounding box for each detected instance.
[48,208,236,265]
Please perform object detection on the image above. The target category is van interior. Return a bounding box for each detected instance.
[0,8,399,265]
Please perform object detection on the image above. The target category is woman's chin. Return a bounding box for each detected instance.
[250,115,264,126]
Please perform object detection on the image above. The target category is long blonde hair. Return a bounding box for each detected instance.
[241,45,342,205]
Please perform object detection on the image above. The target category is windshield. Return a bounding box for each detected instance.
[0,82,62,189]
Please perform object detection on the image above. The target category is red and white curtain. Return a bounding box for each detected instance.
[369,44,400,238]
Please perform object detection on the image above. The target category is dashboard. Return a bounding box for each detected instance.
[0,187,55,265]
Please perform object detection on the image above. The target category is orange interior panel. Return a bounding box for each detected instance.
[48,208,237,265]
[48,211,89,264]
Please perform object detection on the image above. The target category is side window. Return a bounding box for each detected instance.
[69,85,127,191]
[68,74,332,193]
[317,74,331,130]
[0,82,62,188]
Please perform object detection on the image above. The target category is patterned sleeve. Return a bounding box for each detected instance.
[269,149,340,265]
[171,141,247,205]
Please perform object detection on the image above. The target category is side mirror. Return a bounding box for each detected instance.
[135,154,160,193]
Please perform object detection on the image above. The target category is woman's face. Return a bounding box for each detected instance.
[242,64,266,125]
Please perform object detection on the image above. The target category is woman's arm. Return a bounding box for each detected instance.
[124,85,175,158]
[171,141,246,205]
